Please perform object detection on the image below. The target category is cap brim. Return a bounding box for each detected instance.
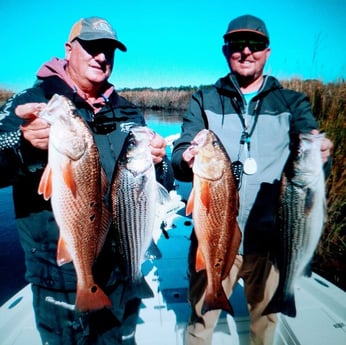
[77,34,127,52]
[111,40,127,52]
[224,29,268,41]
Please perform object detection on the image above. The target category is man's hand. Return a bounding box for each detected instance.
[311,129,333,164]
[182,145,199,168]
[149,132,167,164]
[15,103,49,150]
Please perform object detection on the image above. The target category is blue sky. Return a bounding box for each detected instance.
[1,0,345,92]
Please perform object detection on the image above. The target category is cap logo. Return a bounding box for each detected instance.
[92,20,114,35]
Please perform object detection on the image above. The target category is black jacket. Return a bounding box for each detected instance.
[0,76,173,294]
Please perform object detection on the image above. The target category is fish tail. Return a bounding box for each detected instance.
[75,284,112,312]
[262,291,297,318]
[201,285,234,316]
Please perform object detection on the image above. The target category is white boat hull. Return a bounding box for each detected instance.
[1,215,345,345]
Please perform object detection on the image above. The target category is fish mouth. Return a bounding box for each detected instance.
[191,129,208,147]
[38,94,73,124]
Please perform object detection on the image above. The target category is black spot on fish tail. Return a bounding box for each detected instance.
[214,258,223,269]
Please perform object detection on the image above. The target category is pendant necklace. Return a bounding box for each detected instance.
[237,99,260,175]
[238,131,257,175]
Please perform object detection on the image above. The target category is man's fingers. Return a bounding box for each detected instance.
[15,103,46,119]
[20,118,50,130]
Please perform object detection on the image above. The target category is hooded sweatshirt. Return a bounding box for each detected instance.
[0,58,159,296]
[172,73,319,255]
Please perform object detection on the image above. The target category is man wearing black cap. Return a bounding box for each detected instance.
[172,14,333,345]
[0,17,173,345]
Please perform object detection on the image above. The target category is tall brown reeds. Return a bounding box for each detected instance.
[119,87,197,111]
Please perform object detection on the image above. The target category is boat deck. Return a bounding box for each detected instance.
[1,214,346,345]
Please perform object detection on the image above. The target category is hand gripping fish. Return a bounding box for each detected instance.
[263,133,327,317]
[186,129,242,315]
[111,126,171,287]
[37,94,112,312]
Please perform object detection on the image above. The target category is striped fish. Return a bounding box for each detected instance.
[111,126,171,286]
[263,133,327,317]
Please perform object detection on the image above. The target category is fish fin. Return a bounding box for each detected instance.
[57,236,73,266]
[38,164,53,200]
[186,188,195,216]
[145,240,162,260]
[127,278,154,300]
[156,182,171,204]
[202,285,234,316]
[262,290,297,317]
[96,206,112,257]
[222,222,242,280]
[62,160,77,197]
[303,260,313,278]
[195,246,206,272]
[200,181,211,210]
[101,167,108,195]
[75,284,112,312]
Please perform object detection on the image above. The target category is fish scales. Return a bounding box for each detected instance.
[111,126,170,285]
[115,174,154,281]
[38,94,112,312]
[263,133,327,317]
[186,129,242,315]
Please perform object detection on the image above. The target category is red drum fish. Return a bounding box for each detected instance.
[263,133,327,317]
[186,129,241,315]
[38,94,112,312]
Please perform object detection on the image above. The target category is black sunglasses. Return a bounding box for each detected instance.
[76,38,115,59]
[227,39,268,53]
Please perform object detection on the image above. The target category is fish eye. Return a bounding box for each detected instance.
[127,135,137,147]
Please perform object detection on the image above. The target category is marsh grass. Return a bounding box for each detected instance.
[1,79,345,290]
[119,87,198,111]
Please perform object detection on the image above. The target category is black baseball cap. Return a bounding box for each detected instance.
[223,15,269,43]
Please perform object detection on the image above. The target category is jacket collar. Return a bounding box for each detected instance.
[214,73,283,98]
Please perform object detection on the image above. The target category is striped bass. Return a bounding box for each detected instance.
[111,126,171,285]
[38,94,112,312]
[263,132,327,317]
[186,129,242,315]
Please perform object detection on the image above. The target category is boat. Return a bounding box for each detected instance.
[1,211,345,345]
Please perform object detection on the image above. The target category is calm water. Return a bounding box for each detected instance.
[0,113,187,306]
[0,185,26,305]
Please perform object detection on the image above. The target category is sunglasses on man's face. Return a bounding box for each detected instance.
[227,39,268,53]
[76,38,115,59]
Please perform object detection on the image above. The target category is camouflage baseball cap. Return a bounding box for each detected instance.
[68,16,127,51]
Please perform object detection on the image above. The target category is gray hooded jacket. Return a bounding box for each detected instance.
[172,73,319,255]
